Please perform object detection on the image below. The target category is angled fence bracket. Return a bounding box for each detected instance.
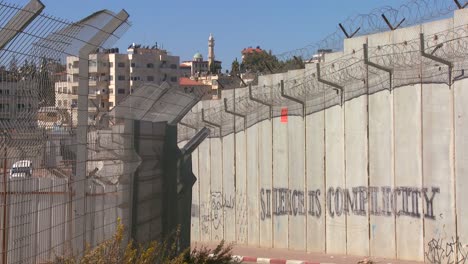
[454,0,468,9]
[339,23,361,38]
[381,14,405,31]
[201,108,221,135]
[293,56,305,69]
[316,63,344,106]
[420,33,453,86]
[224,98,247,130]
[280,80,306,117]
[363,43,393,91]
[249,84,273,119]
[237,75,247,87]
[179,121,198,131]
[453,69,465,82]
[264,62,274,74]
[181,127,210,157]
[0,0,45,50]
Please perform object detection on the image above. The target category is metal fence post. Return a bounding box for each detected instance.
[74,9,129,256]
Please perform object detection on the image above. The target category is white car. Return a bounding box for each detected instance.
[9,160,33,179]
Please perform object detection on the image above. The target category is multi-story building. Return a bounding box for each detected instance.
[55,44,180,116]
[0,68,41,129]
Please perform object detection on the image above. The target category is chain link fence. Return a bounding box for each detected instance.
[0,1,134,263]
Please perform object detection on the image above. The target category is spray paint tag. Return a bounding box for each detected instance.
[281,107,288,123]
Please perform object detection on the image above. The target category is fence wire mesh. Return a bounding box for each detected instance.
[0,1,132,263]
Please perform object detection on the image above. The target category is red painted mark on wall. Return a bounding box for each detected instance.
[281,107,288,123]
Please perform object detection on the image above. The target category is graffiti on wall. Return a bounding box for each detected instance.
[198,192,238,236]
[260,186,440,220]
[425,237,467,264]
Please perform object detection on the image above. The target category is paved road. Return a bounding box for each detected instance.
[192,242,424,264]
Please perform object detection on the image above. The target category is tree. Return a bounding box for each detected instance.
[280,56,305,71]
[19,59,37,80]
[240,50,281,74]
[230,58,240,76]
[209,62,221,74]
[37,57,55,106]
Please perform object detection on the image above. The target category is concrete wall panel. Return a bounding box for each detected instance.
[325,105,346,254]
[236,130,248,244]
[288,116,306,251]
[210,138,224,241]
[368,90,396,258]
[222,134,236,242]
[247,122,260,246]
[306,111,325,253]
[191,146,200,242]
[422,83,456,262]
[272,116,289,249]
[455,78,468,250]
[344,95,369,256]
[259,119,273,248]
[198,139,211,241]
[394,84,423,261]
[452,9,468,263]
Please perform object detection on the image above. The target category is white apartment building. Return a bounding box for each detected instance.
[55,44,180,115]
[0,80,38,128]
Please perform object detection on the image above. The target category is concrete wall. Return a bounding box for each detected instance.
[190,9,468,262]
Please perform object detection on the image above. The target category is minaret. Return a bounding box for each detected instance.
[208,33,215,72]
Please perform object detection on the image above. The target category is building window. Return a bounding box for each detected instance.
[101,102,105,108]
[109,89,114,94]
[147,76,154,81]
[118,75,125,81]
[72,100,77,107]
[170,64,177,69]
[72,87,78,94]
[64,100,68,107]
[58,100,62,107]
[170,76,177,82]
[89,60,97,67]
[147,63,154,68]
[109,62,114,68]
[58,87,62,94]
[118,89,125,94]
[17,103,25,111]
[109,75,113,81]
[118,62,125,68]
[131,76,141,81]
[131,62,136,68]
[109,102,113,107]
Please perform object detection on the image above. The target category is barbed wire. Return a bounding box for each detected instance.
[252,0,467,77]
[178,23,468,141]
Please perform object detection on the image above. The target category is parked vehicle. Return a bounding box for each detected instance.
[9,160,33,179]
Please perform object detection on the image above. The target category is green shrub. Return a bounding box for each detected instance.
[48,219,239,264]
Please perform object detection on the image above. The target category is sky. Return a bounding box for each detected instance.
[25,0,412,70]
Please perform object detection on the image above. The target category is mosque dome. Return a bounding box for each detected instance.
[193,52,203,60]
